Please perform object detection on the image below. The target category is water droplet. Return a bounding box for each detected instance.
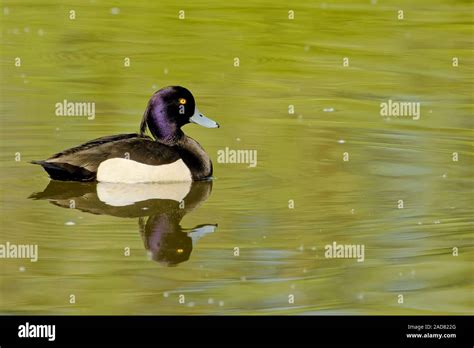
[65,221,75,226]
[323,107,334,112]
[338,139,345,144]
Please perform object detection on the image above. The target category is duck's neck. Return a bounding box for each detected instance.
[154,126,184,145]
[175,135,213,180]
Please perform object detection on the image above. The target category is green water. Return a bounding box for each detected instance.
[1,0,473,314]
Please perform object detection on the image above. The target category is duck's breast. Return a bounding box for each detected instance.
[97,158,192,183]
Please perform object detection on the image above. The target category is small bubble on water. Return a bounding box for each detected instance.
[163,292,169,298]
[236,137,241,142]
[433,220,441,224]
[37,29,45,36]
[24,27,30,33]
[208,298,214,304]
[110,7,120,15]
[442,174,447,179]
[141,207,149,210]
[65,221,75,226]
[298,245,304,251]
[323,107,334,112]
[19,266,25,272]
[337,139,345,144]
[218,301,224,307]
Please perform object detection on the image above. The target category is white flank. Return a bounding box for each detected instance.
[97,158,192,183]
[97,182,192,206]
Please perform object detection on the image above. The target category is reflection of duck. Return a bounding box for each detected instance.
[30,180,217,266]
[31,86,219,183]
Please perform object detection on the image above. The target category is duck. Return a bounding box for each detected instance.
[31,86,219,183]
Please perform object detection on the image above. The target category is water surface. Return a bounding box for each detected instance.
[0,0,473,314]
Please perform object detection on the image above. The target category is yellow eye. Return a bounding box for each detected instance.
[179,98,186,105]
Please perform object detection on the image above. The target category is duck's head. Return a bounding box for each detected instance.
[140,86,219,143]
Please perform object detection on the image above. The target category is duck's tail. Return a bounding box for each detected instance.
[30,160,96,182]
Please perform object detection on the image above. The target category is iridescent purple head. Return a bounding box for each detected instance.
[140,86,219,143]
